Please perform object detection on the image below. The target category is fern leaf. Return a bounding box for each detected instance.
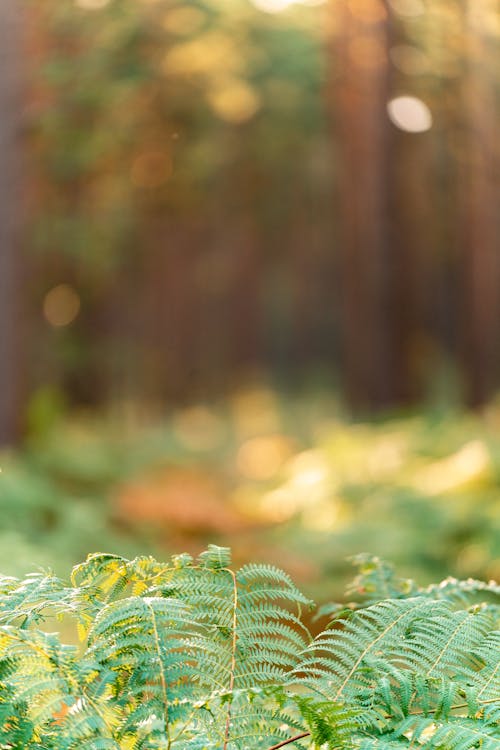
[0,549,497,750]
[294,597,449,700]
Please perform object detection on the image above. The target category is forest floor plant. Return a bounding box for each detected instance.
[0,546,498,749]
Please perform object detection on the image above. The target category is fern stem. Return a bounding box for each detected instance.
[425,614,471,677]
[409,696,499,717]
[146,600,171,749]
[169,704,200,745]
[476,661,500,700]
[223,568,238,750]
[265,731,311,750]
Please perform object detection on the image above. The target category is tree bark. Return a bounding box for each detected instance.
[459,6,500,406]
[333,0,395,411]
[0,0,24,445]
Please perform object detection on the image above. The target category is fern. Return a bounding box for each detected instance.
[344,554,500,608]
[0,546,498,750]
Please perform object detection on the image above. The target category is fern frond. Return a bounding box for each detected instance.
[393,714,500,750]
[344,555,500,612]
[346,554,418,602]
[473,630,500,702]
[198,544,232,570]
[293,597,450,699]
[424,577,500,611]
[294,696,364,748]
[0,548,497,750]
[0,625,91,747]
[0,571,75,626]
[85,595,198,739]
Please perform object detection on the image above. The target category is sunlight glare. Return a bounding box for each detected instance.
[412,440,490,496]
[288,450,329,488]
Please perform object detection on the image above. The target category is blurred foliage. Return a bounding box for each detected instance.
[27,0,334,403]
[29,0,327,266]
[1,387,498,600]
[22,0,500,409]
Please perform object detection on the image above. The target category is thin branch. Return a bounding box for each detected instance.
[266,731,311,750]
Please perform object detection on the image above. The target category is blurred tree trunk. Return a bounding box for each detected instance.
[387,7,438,404]
[228,221,263,378]
[331,0,439,411]
[333,0,395,411]
[459,7,500,407]
[0,0,23,445]
[389,128,435,402]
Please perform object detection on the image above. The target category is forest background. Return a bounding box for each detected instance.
[0,0,499,603]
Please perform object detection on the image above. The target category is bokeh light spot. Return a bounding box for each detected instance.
[387,95,432,133]
[251,0,326,8]
[287,450,329,488]
[164,33,241,77]
[208,79,261,123]
[74,0,110,9]
[237,435,293,481]
[259,488,298,522]
[231,387,280,438]
[43,285,81,328]
[251,0,297,13]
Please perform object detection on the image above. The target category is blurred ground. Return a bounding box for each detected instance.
[1,385,498,602]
